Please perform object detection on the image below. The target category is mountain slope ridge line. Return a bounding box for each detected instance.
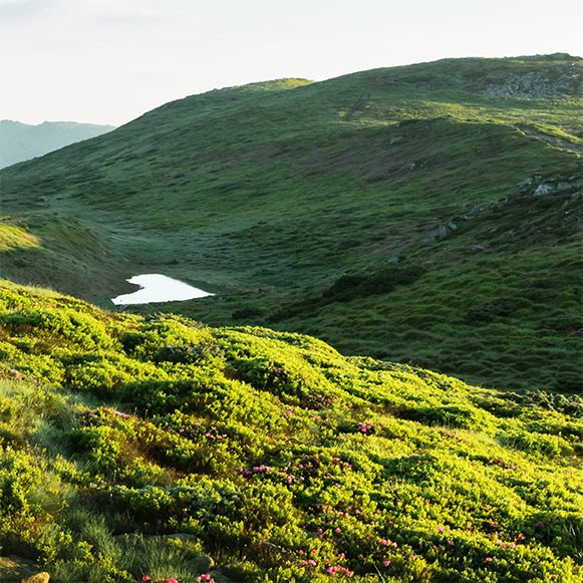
[0,54,581,391]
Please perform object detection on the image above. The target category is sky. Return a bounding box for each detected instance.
[1,0,581,126]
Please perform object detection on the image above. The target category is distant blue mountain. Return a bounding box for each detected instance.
[0,120,115,168]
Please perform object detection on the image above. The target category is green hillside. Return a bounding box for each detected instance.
[0,280,582,582]
[0,55,581,391]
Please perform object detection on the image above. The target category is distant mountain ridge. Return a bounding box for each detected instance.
[0,119,115,168]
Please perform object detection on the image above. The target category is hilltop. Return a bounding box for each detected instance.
[0,55,581,392]
[0,120,115,169]
[0,280,581,581]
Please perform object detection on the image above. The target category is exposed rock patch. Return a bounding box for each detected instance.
[483,63,583,98]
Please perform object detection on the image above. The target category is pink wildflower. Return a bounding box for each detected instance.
[384,560,391,567]
[486,557,493,562]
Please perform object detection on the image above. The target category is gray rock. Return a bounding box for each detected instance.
[193,555,215,572]
[517,177,534,189]
[533,184,554,196]
[556,182,572,191]
[423,224,448,243]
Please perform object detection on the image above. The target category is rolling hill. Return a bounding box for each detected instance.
[0,120,115,169]
[0,54,581,392]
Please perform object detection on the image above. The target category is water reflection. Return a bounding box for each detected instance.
[112,274,213,305]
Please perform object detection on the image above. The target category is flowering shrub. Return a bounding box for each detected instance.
[0,282,581,582]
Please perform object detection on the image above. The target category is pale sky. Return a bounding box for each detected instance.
[1,0,581,126]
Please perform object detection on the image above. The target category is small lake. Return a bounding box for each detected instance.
[112,274,214,305]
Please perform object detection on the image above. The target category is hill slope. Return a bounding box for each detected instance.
[0,280,581,582]
[0,120,115,169]
[0,55,581,391]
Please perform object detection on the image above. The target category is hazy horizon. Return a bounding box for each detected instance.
[1,0,581,126]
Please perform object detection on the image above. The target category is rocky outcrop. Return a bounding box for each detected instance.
[483,63,583,99]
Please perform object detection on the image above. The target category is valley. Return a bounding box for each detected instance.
[1,55,581,392]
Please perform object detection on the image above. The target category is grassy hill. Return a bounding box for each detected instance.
[0,120,115,169]
[0,280,581,582]
[0,55,581,392]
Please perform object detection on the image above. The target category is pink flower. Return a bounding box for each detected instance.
[142,577,151,582]
[384,560,391,567]
[167,578,179,583]
[200,575,214,582]
[486,557,493,562]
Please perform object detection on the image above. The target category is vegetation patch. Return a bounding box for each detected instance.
[0,281,581,581]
